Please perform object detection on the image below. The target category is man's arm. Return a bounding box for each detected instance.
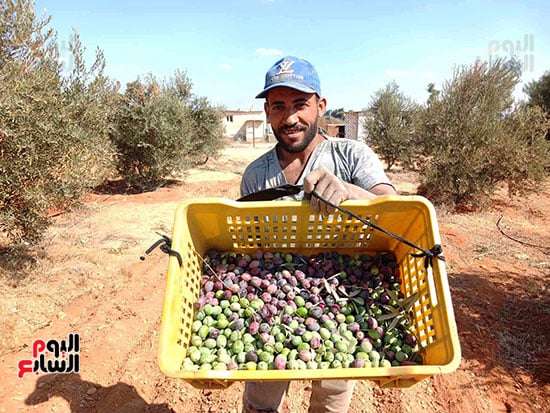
[368,183,397,196]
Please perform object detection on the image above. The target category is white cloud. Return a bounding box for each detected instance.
[219,63,232,70]
[384,69,414,77]
[256,48,282,56]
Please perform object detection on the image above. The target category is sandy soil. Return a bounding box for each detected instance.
[0,141,548,413]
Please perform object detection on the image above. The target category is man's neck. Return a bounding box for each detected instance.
[276,133,326,184]
[277,133,325,162]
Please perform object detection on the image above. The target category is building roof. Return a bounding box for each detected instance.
[224,110,264,115]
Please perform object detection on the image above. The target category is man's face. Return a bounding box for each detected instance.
[265,87,326,153]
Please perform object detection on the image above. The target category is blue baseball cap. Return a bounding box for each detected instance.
[256,56,321,99]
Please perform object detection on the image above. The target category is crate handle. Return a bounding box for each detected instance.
[237,183,303,201]
[140,233,183,266]
[239,184,445,269]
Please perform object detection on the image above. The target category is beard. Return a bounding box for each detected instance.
[274,116,319,154]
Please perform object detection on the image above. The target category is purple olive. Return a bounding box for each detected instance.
[248,321,259,335]
[367,317,378,330]
[274,355,286,370]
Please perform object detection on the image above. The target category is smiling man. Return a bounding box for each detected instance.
[239,56,396,412]
[240,56,396,216]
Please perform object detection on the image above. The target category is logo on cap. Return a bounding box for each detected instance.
[256,56,321,99]
[274,59,295,76]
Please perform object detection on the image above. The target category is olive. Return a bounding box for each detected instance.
[185,249,421,372]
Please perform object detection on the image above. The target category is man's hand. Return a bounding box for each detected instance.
[303,166,362,215]
[303,166,395,215]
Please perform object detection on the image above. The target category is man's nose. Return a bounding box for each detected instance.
[283,109,299,125]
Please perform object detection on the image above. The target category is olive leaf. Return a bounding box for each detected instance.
[337,285,349,297]
[351,296,365,307]
[377,305,402,321]
[350,299,360,315]
[347,286,363,297]
[322,278,342,302]
[386,289,400,303]
[387,314,405,332]
[399,292,420,313]
[377,291,421,331]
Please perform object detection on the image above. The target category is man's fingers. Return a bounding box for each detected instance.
[304,166,349,214]
[312,187,341,215]
[303,166,330,194]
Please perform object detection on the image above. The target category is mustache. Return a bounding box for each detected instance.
[279,124,307,133]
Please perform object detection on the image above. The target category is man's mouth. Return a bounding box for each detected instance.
[280,127,305,137]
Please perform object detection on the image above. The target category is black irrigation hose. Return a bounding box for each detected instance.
[496,215,550,251]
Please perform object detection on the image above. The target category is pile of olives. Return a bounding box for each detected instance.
[183,250,422,371]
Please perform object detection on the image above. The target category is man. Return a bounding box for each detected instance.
[240,56,396,413]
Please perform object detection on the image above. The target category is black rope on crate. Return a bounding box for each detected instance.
[140,233,183,266]
[411,244,445,269]
[311,190,445,269]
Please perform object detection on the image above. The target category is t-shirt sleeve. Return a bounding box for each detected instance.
[350,142,393,190]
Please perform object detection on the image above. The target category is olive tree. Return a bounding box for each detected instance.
[111,71,225,190]
[524,70,550,115]
[0,0,116,246]
[363,82,419,170]
[416,59,549,208]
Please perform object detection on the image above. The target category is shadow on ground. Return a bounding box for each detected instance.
[25,373,175,413]
[448,269,550,385]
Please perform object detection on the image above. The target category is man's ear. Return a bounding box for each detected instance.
[317,96,327,118]
[264,100,269,116]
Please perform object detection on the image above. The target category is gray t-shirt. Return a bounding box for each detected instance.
[240,137,392,199]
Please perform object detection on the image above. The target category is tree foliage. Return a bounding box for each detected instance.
[524,70,550,115]
[363,82,419,170]
[416,59,550,208]
[0,1,115,246]
[110,72,225,190]
[0,1,227,248]
[0,0,55,71]
[323,108,345,120]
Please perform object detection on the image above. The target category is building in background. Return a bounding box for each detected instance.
[326,123,345,138]
[223,109,367,142]
[223,110,269,142]
[343,111,367,140]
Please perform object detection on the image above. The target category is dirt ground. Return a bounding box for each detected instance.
[0,141,549,413]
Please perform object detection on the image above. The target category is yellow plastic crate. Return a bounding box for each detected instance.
[158,196,461,389]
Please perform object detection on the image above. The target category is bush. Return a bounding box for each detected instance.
[111,72,225,190]
[363,82,419,170]
[0,2,116,246]
[499,104,550,195]
[416,59,549,208]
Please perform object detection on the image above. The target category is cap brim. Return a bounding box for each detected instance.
[256,82,319,99]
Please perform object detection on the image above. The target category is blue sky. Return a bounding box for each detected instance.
[35,0,549,111]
